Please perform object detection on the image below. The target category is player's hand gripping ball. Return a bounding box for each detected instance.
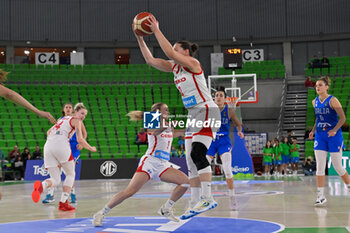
[132,12,154,36]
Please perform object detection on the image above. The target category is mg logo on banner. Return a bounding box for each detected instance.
[100,161,117,177]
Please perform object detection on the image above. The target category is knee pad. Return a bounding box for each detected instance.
[331,152,347,177]
[48,167,62,187]
[186,152,199,179]
[221,152,233,179]
[315,150,327,176]
[190,142,210,171]
[62,161,75,188]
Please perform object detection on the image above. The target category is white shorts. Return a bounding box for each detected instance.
[44,140,73,168]
[136,155,170,180]
[186,101,221,139]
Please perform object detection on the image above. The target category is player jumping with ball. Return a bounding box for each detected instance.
[135,14,221,219]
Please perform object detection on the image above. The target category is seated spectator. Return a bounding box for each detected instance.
[0,148,5,161]
[308,55,321,69]
[305,76,315,88]
[8,145,20,163]
[21,147,31,169]
[305,126,313,140]
[136,128,147,150]
[342,123,349,132]
[32,145,43,160]
[14,156,24,180]
[178,144,186,158]
[321,55,330,68]
[303,156,316,176]
[178,136,185,148]
[170,146,180,157]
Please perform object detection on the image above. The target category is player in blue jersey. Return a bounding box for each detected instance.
[309,76,350,206]
[206,88,244,210]
[42,103,87,204]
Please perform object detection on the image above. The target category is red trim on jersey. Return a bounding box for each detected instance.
[192,104,213,138]
[185,136,193,139]
[176,65,181,74]
[150,135,158,155]
[192,73,206,102]
[69,117,75,129]
[183,66,203,75]
[172,64,177,71]
[135,156,150,179]
[158,167,170,178]
[68,152,74,161]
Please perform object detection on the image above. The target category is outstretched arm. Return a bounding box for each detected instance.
[146,15,201,73]
[0,85,56,124]
[135,34,172,72]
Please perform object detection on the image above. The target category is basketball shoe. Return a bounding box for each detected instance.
[31,180,43,203]
[58,201,75,211]
[158,205,179,222]
[189,196,217,216]
[93,211,105,227]
[42,194,55,204]
[314,195,327,207]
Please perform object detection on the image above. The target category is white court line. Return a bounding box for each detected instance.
[134,217,167,220]
[103,229,163,233]
[115,223,163,226]
[346,226,350,232]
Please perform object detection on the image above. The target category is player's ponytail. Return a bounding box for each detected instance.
[318,76,331,86]
[176,40,199,57]
[0,69,9,83]
[127,111,144,121]
[74,102,86,112]
[127,102,165,121]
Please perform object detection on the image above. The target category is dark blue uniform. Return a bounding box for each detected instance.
[207,105,232,156]
[314,95,344,152]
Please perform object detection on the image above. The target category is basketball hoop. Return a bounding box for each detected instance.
[226,97,240,107]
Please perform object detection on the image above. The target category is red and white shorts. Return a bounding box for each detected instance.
[44,140,73,168]
[186,101,221,139]
[136,155,170,180]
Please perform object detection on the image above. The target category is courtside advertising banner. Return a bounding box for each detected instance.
[24,160,82,181]
[80,159,138,179]
[328,151,350,175]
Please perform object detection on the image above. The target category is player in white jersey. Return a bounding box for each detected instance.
[93,103,189,226]
[31,103,96,211]
[135,15,221,219]
[0,69,56,200]
[42,103,87,204]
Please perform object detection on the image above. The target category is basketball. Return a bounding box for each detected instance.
[132,12,153,36]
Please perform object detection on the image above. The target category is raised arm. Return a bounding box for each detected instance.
[146,15,201,73]
[135,34,172,72]
[0,85,56,124]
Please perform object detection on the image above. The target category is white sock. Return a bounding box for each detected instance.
[60,192,70,203]
[201,182,212,198]
[228,189,235,197]
[317,187,325,197]
[71,188,75,195]
[42,181,49,193]
[163,199,175,209]
[48,187,54,196]
[102,205,111,215]
[190,187,201,204]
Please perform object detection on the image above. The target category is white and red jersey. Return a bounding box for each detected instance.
[171,60,212,108]
[145,126,173,161]
[47,116,76,142]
